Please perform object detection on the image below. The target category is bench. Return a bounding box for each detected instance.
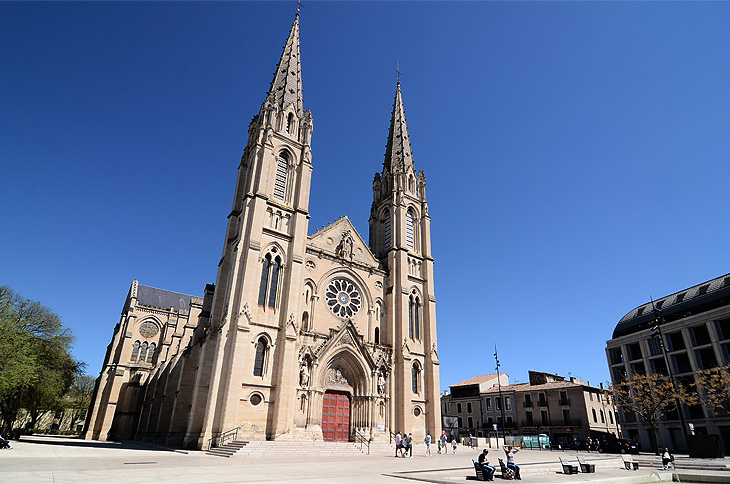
[473,460,487,481]
[559,457,579,474]
[498,458,514,480]
[577,456,595,473]
[621,454,639,470]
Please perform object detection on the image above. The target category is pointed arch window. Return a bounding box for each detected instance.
[287,113,295,135]
[148,343,156,363]
[383,211,391,253]
[408,293,420,340]
[374,327,380,344]
[131,341,140,361]
[139,342,148,363]
[274,152,289,200]
[253,337,269,377]
[412,362,421,394]
[258,253,282,309]
[406,209,415,251]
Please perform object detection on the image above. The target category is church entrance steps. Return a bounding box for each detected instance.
[223,440,396,458]
[205,440,249,458]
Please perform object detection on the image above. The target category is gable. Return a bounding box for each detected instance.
[308,216,380,268]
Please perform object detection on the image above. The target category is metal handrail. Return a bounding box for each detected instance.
[354,429,370,455]
[207,425,243,450]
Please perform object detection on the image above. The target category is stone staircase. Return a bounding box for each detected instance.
[207,440,395,458]
[206,440,249,457]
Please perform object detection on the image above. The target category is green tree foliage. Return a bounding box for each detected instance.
[0,286,83,432]
[63,374,96,431]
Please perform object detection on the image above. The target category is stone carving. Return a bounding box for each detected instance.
[305,260,315,270]
[340,331,355,346]
[377,372,386,395]
[375,281,382,289]
[285,313,298,340]
[327,367,350,386]
[431,343,439,362]
[335,230,354,260]
[402,337,411,357]
[299,361,310,387]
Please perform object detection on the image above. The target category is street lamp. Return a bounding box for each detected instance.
[650,297,690,451]
[494,346,507,446]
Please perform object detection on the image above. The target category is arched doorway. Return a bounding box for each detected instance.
[322,390,350,441]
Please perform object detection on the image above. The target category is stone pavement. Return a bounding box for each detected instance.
[2,435,730,484]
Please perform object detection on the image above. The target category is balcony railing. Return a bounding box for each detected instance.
[558,398,570,406]
[537,400,548,407]
[523,401,533,408]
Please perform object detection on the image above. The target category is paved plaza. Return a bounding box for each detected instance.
[2,435,730,484]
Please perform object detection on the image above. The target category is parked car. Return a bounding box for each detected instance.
[598,439,639,454]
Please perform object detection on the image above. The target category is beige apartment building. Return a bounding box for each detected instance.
[442,371,620,446]
[84,13,441,449]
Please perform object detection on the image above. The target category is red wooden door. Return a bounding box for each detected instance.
[322,391,350,441]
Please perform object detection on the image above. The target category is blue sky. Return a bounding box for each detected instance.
[2,1,729,392]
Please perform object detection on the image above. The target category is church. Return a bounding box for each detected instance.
[84,12,441,449]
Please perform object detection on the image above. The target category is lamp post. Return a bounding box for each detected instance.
[494,346,507,446]
[650,297,690,451]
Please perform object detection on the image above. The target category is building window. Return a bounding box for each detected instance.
[592,408,597,423]
[383,211,391,252]
[408,294,420,340]
[524,394,532,407]
[609,411,614,424]
[406,209,415,251]
[485,399,491,411]
[274,152,289,200]
[690,324,712,346]
[458,417,463,427]
[374,327,380,344]
[541,410,548,425]
[467,416,473,428]
[457,402,462,413]
[506,416,513,424]
[253,337,268,376]
[139,342,148,362]
[258,253,282,308]
[600,409,605,423]
[287,113,295,134]
[147,342,156,363]
[666,331,686,352]
[648,337,663,356]
[411,362,421,394]
[626,342,642,361]
[538,393,547,406]
[496,397,502,411]
[589,392,593,402]
[131,341,140,361]
[525,411,533,425]
[505,397,511,410]
[562,409,571,425]
[467,402,472,413]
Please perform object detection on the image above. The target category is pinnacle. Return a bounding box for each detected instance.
[264,13,303,115]
[383,80,414,173]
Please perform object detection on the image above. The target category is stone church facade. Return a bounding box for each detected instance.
[84,13,440,449]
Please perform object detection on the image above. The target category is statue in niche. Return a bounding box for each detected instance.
[299,361,310,387]
[377,372,386,395]
[335,230,354,260]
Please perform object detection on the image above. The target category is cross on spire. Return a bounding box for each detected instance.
[296,0,302,16]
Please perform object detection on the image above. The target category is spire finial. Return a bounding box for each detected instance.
[396,61,400,84]
[296,0,302,16]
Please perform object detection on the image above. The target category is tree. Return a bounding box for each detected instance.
[610,373,691,451]
[692,364,730,416]
[63,375,96,431]
[0,286,82,432]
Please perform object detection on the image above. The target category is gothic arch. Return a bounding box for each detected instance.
[317,346,372,396]
[259,241,287,263]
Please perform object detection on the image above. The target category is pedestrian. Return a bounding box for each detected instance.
[586,437,592,452]
[440,429,448,454]
[437,439,441,454]
[395,431,402,457]
[425,432,432,456]
[469,433,474,448]
[405,433,413,458]
[452,438,457,453]
[503,445,521,480]
[662,448,673,470]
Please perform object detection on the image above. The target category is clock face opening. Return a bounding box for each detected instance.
[325,278,362,319]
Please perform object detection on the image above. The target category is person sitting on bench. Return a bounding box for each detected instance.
[478,448,496,481]
[503,445,521,480]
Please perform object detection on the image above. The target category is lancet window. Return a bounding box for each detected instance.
[274,152,289,200]
[253,337,269,377]
[408,292,421,340]
[258,253,282,309]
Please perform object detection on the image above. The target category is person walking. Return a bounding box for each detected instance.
[662,448,673,470]
[405,433,413,458]
[440,430,448,454]
[395,432,402,457]
[452,438,457,453]
[425,433,432,456]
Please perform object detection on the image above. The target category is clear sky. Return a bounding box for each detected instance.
[2,1,729,393]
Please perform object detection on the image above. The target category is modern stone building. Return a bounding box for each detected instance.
[441,371,620,446]
[85,13,441,449]
[606,272,730,452]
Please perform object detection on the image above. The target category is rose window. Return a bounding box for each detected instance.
[138,321,159,338]
[325,279,362,319]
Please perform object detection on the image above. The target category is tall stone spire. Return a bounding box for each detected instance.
[265,13,303,116]
[383,80,414,174]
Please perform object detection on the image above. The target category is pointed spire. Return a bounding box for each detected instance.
[265,13,303,115]
[383,80,414,173]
